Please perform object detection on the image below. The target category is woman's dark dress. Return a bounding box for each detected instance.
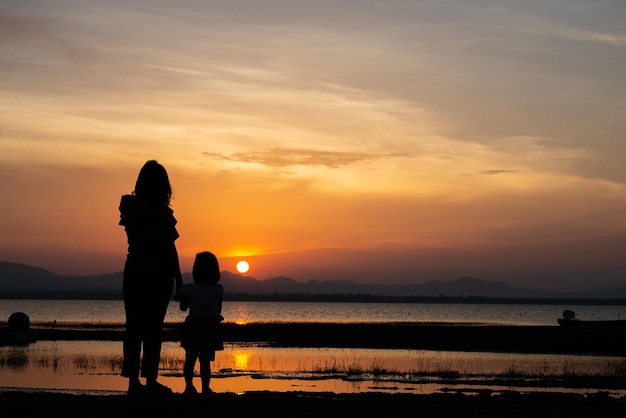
[119,194,180,380]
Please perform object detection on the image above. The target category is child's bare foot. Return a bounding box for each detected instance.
[183,385,198,396]
[201,388,215,397]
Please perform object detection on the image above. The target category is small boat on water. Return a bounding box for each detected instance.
[557,309,626,328]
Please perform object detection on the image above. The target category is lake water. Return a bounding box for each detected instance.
[1,299,625,396]
[2,299,625,326]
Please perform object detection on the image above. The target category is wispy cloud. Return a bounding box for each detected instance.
[202,148,404,169]
[479,170,518,175]
[0,13,95,64]
[544,25,626,47]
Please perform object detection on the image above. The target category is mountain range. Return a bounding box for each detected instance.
[1,261,626,300]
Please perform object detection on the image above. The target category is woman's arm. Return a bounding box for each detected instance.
[171,245,183,300]
[179,293,189,311]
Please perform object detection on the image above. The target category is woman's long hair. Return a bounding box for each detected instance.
[133,160,172,206]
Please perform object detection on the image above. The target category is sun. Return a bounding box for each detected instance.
[236,260,250,274]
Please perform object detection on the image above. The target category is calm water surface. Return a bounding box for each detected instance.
[2,299,624,325]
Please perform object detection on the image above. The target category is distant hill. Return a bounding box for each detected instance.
[221,273,553,299]
[1,261,626,300]
[0,261,123,299]
[211,233,626,289]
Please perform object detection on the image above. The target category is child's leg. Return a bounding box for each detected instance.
[183,349,198,392]
[198,355,212,393]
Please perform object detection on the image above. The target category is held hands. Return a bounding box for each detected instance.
[173,277,182,301]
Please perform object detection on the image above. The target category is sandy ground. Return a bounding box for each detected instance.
[2,389,626,418]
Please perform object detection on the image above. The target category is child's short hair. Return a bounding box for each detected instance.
[192,251,220,284]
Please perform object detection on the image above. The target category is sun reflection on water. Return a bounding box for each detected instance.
[232,349,252,370]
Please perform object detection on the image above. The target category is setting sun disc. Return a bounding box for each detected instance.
[236,260,250,274]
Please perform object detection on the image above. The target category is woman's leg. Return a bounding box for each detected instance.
[121,270,143,390]
[142,276,173,384]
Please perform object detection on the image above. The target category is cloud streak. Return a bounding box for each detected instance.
[202,149,402,169]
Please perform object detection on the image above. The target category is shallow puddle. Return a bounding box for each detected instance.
[1,340,625,397]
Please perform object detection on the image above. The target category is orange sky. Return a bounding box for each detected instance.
[2,1,626,292]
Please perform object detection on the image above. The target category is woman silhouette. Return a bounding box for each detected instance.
[118,160,183,395]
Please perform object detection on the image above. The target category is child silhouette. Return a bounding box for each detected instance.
[178,251,224,395]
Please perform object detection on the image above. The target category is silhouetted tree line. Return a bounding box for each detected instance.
[223,292,626,306]
[3,290,626,305]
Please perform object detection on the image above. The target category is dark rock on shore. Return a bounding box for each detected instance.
[7,312,29,331]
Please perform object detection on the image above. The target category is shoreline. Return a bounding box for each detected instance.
[8,321,626,356]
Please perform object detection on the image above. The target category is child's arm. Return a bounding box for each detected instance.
[217,291,224,321]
